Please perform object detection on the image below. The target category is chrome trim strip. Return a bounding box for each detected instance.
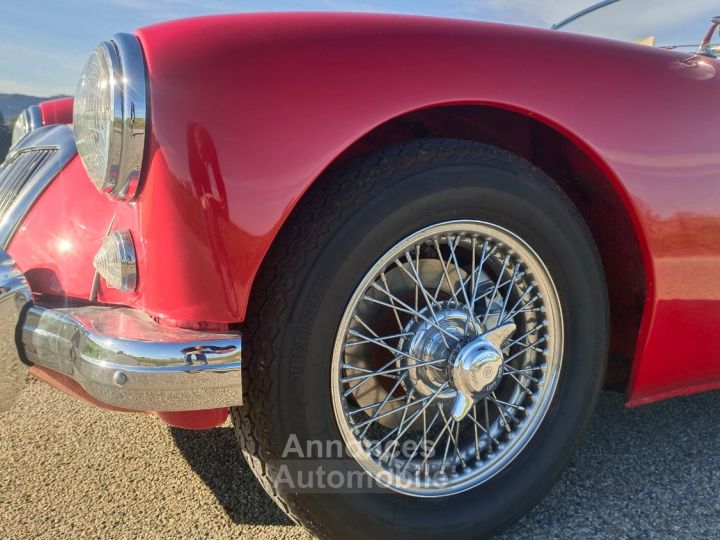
[21,305,242,411]
[0,125,77,249]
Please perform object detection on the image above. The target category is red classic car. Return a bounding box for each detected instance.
[3,2,720,538]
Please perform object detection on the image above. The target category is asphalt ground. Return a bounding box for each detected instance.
[1,377,718,539]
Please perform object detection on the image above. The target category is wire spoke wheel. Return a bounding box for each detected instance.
[331,220,564,496]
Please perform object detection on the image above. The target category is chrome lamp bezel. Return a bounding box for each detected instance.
[74,33,149,201]
[93,229,138,291]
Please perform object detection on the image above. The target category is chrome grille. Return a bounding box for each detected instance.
[0,149,57,219]
[0,125,77,249]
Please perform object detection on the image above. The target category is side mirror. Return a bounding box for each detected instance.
[698,16,720,57]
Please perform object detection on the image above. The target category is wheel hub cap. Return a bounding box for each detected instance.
[448,322,516,421]
[401,306,478,399]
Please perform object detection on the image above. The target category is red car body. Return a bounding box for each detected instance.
[37,97,73,126]
[10,13,720,427]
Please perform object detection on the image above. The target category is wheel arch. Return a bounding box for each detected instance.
[251,102,653,395]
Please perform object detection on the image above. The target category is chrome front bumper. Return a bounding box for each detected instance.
[0,252,242,413]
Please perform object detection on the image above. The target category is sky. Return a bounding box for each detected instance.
[0,0,718,96]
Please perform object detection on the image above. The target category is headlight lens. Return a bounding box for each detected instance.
[73,34,148,200]
[73,44,116,188]
[11,105,42,148]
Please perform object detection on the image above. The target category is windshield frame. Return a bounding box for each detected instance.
[551,0,622,31]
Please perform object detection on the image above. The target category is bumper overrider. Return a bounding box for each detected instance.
[0,253,242,413]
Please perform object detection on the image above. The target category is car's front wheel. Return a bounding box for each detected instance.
[233,139,608,539]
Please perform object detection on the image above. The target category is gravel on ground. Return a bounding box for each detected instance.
[1,378,718,539]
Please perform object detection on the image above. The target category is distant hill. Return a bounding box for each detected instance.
[0,93,70,124]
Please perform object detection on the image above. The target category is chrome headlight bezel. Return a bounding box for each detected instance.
[11,105,42,148]
[73,33,148,201]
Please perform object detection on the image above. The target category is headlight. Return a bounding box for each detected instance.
[73,33,148,200]
[11,105,42,148]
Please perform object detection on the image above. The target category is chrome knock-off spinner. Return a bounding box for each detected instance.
[448,322,516,421]
[400,305,479,400]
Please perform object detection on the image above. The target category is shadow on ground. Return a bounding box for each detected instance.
[173,390,720,536]
[500,390,720,538]
[171,425,293,527]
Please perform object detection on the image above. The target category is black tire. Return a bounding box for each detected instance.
[232,139,608,539]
